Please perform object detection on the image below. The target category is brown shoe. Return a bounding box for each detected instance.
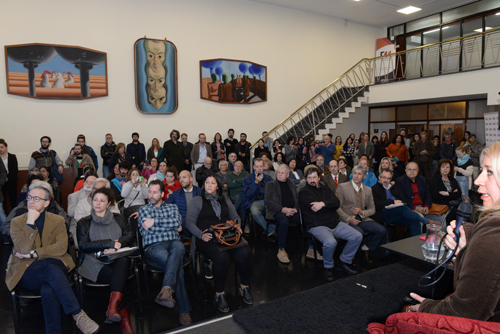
[179,312,192,326]
[360,249,374,264]
[73,310,100,334]
[155,286,176,308]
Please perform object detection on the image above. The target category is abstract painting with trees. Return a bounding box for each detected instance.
[200,58,267,104]
[134,37,178,114]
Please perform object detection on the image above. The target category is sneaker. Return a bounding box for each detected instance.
[277,249,290,264]
[204,266,213,280]
[244,225,250,234]
[155,286,176,308]
[73,310,100,334]
[179,312,192,326]
[306,248,323,261]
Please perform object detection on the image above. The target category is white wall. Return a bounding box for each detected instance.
[0,0,384,169]
[328,106,369,141]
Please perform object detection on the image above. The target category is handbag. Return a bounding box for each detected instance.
[207,220,241,247]
[50,150,64,185]
[429,203,448,216]
[390,144,403,168]
[96,246,139,264]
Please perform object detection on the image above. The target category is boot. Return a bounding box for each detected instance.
[73,310,100,334]
[118,307,135,334]
[105,291,123,323]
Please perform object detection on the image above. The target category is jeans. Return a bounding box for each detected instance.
[102,166,110,179]
[231,194,247,228]
[274,211,300,250]
[250,200,275,235]
[456,175,469,199]
[381,206,427,237]
[19,258,81,334]
[145,240,191,313]
[348,219,386,252]
[309,223,363,268]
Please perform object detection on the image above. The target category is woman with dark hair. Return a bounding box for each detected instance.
[163,167,181,200]
[296,137,308,169]
[109,143,133,172]
[375,131,390,171]
[142,157,159,180]
[430,159,462,207]
[288,158,306,188]
[333,136,343,160]
[272,139,283,158]
[273,152,287,171]
[39,166,61,204]
[121,168,148,208]
[409,133,420,161]
[211,132,226,168]
[186,175,252,313]
[459,130,472,153]
[77,187,135,333]
[386,134,409,177]
[338,157,352,179]
[284,136,298,163]
[254,139,271,160]
[107,163,120,182]
[147,138,163,161]
[341,137,355,168]
[353,139,360,165]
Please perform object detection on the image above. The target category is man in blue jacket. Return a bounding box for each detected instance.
[127,132,146,170]
[242,158,275,241]
[314,134,335,165]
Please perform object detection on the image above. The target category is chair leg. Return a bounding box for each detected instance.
[134,266,144,319]
[11,291,19,334]
[78,275,85,309]
[142,264,152,315]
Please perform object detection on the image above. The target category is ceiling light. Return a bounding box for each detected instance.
[474,27,493,32]
[397,6,422,15]
[496,12,500,15]
[423,26,449,34]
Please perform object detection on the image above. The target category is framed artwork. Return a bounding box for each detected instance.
[5,43,107,100]
[200,58,267,104]
[134,37,178,114]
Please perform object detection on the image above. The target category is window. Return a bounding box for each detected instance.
[370,107,396,122]
[429,102,466,119]
[468,100,497,118]
[397,105,427,121]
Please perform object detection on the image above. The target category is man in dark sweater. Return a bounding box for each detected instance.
[223,128,237,157]
[371,169,430,237]
[298,167,362,281]
[126,132,146,170]
[162,129,185,173]
[440,133,458,161]
[180,133,194,172]
[235,133,251,172]
[100,133,116,178]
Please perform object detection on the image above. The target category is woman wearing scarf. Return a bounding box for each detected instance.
[186,175,252,313]
[148,160,167,184]
[77,187,135,333]
[454,146,474,200]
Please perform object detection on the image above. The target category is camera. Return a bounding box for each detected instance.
[136,176,144,183]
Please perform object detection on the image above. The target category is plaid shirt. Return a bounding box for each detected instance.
[138,202,181,247]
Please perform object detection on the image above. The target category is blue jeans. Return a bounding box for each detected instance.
[309,223,363,268]
[274,211,300,250]
[250,200,276,235]
[19,258,81,334]
[230,194,247,228]
[102,166,110,179]
[144,240,191,313]
[381,206,427,237]
[456,175,469,199]
[349,219,386,252]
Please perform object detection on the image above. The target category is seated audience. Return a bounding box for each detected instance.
[163,167,182,200]
[273,152,286,172]
[138,180,192,325]
[338,157,352,179]
[265,164,301,264]
[430,159,462,207]
[262,157,277,181]
[315,154,330,176]
[323,159,348,193]
[5,183,99,334]
[196,157,217,187]
[68,171,98,245]
[226,161,249,232]
[336,165,386,263]
[216,160,229,197]
[75,178,120,222]
[350,157,377,188]
[39,165,61,203]
[65,143,94,181]
[77,187,135,333]
[110,161,131,205]
[73,164,95,191]
[299,167,362,281]
[191,133,212,186]
[408,142,500,321]
[227,152,237,172]
[243,158,276,241]
[254,139,271,160]
[187,175,252,313]
[377,157,394,177]
[371,169,431,237]
[287,158,305,188]
[121,168,148,207]
[142,157,159,180]
[148,160,167,184]
[454,147,474,200]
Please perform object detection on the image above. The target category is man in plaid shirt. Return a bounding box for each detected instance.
[138,179,192,326]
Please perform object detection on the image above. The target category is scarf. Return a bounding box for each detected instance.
[205,192,221,219]
[91,208,114,226]
[457,154,471,166]
[156,171,166,181]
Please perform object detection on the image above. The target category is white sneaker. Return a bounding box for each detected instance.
[73,310,100,334]
[306,248,323,261]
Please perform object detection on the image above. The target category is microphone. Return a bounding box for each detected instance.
[453,202,473,242]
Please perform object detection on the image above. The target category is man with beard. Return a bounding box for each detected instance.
[110,161,131,203]
[126,132,146,170]
[162,129,185,173]
[138,180,192,326]
[29,136,64,175]
[100,133,116,178]
[65,144,94,181]
[70,135,98,171]
[224,128,237,156]
[181,133,193,172]
[235,133,251,172]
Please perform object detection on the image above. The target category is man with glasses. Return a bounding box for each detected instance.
[6,183,100,334]
[371,168,431,237]
[29,136,64,174]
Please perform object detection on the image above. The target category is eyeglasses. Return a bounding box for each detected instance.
[27,195,48,202]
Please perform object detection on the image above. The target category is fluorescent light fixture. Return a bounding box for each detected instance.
[474,27,493,33]
[423,26,449,34]
[496,12,500,15]
[397,6,421,14]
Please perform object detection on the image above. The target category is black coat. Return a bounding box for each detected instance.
[298,183,340,231]
[100,142,116,166]
[370,182,409,223]
[77,212,134,256]
[429,174,462,205]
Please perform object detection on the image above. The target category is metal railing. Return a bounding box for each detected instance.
[251,27,500,153]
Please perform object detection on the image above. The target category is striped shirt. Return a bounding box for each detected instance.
[138,202,181,247]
